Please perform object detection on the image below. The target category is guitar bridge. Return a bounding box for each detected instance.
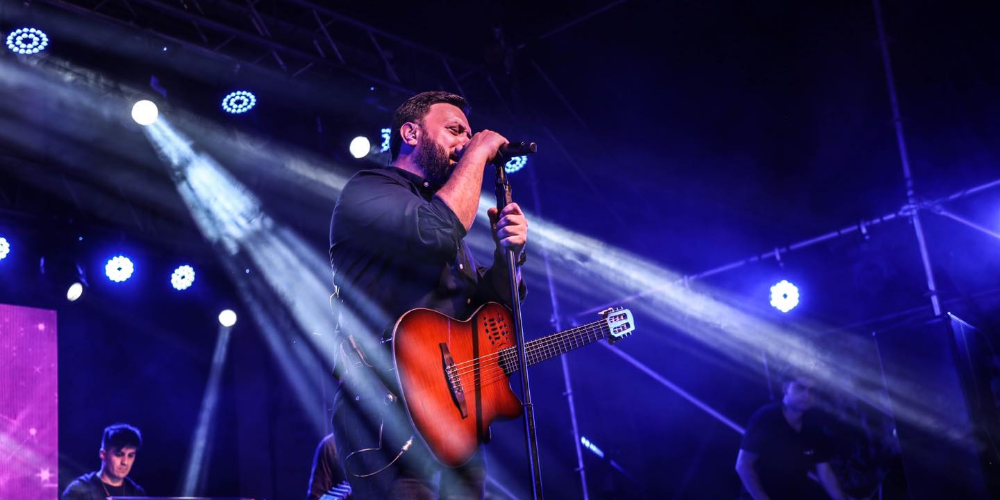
[440,343,469,419]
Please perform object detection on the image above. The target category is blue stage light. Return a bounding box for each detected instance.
[105,255,134,283]
[0,237,9,260]
[580,436,605,458]
[769,280,799,313]
[6,28,49,55]
[504,156,527,174]
[171,265,196,291]
[380,127,391,153]
[221,91,256,114]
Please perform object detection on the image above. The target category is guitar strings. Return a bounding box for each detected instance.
[446,323,608,383]
[446,322,605,376]
[447,321,605,372]
[446,323,607,383]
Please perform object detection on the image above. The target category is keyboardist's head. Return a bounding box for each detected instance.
[99,423,142,481]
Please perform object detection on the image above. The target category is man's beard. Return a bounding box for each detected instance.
[416,134,453,186]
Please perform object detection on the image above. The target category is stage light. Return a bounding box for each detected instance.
[580,436,605,458]
[380,128,391,153]
[131,100,159,126]
[218,309,237,327]
[0,237,9,261]
[504,156,527,174]
[105,255,134,283]
[769,280,799,313]
[66,282,84,302]
[349,136,371,159]
[171,265,196,291]
[6,28,49,55]
[221,91,256,114]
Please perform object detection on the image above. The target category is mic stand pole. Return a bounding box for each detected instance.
[493,144,543,500]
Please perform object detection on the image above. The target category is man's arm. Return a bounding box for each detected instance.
[435,130,507,231]
[816,462,848,500]
[735,449,771,500]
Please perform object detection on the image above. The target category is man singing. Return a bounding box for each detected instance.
[328,91,528,499]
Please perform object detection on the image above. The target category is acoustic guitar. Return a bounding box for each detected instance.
[391,302,635,467]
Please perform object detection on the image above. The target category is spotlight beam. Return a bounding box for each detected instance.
[142,119,395,445]
[515,207,981,449]
[573,175,1000,318]
[181,325,233,495]
[931,207,1000,241]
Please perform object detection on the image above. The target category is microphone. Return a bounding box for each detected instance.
[493,141,537,164]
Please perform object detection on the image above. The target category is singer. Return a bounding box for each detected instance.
[328,91,529,499]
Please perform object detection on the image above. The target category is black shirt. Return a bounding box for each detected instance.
[740,403,832,500]
[61,471,145,500]
[329,167,520,362]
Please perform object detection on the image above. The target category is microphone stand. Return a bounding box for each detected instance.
[493,142,543,500]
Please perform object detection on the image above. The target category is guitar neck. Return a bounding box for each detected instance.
[500,319,611,374]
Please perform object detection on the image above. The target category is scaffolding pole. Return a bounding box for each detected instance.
[872,0,941,315]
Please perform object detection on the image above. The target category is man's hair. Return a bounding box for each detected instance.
[101,423,142,451]
[777,364,814,393]
[389,91,468,160]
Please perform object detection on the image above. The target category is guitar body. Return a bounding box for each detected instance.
[392,302,523,468]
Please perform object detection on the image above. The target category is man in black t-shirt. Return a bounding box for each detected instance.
[62,423,146,500]
[735,375,848,500]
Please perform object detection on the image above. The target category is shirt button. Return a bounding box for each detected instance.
[467,298,472,304]
[459,263,464,270]
[423,181,429,187]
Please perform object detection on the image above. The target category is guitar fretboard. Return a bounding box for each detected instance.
[498,320,611,374]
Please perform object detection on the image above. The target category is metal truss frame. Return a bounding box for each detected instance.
[31,0,488,97]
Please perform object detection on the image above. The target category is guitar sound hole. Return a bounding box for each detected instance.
[483,315,509,347]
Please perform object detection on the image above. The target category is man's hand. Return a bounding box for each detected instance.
[488,202,528,258]
[458,130,508,166]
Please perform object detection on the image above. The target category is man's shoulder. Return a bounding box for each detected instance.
[67,471,100,486]
[343,167,412,191]
[747,403,783,427]
[751,402,782,419]
[61,472,101,499]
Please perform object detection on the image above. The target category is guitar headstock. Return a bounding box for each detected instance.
[600,307,635,344]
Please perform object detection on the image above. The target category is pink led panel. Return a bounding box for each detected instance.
[0,304,59,498]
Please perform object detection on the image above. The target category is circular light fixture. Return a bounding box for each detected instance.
[6,28,49,55]
[349,136,371,159]
[0,237,9,260]
[769,280,800,313]
[105,255,134,283]
[218,309,237,327]
[171,265,196,291]
[380,128,392,153]
[131,100,159,126]
[221,91,256,114]
[504,156,527,174]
